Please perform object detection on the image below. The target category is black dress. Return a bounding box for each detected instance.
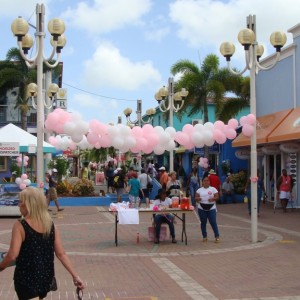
[14,219,55,300]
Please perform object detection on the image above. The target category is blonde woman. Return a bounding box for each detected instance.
[0,187,84,299]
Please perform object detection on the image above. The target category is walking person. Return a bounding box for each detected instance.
[186,167,201,206]
[245,169,265,215]
[48,169,64,213]
[138,169,152,207]
[114,167,127,203]
[195,176,220,243]
[126,172,143,208]
[276,169,293,212]
[105,161,115,194]
[0,187,84,299]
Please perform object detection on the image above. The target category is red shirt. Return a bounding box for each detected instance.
[209,174,221,192]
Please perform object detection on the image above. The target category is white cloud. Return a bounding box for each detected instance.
[82,41,162,90]
[61,0,152,35]
[169,0,300,65]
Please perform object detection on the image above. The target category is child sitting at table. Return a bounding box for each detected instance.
[153,189,177,244]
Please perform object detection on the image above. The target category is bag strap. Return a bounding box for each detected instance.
[76,287,83,300]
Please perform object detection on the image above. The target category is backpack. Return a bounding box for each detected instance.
[113,175,120,188]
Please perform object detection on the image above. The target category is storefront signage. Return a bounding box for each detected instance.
[194,143,219,155]
[235,149,250,160]
[279,143,300,153]
[0,142,19,156]
[261,145,280,155]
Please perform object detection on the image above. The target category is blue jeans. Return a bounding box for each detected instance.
[154,214,175,239]
[189,183,199,206]
[198,208,219,238]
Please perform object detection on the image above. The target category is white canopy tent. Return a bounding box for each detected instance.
[0,123,55,153]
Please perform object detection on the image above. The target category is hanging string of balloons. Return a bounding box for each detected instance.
[45,108,256,154]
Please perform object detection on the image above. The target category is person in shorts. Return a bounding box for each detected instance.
[48,169,64,213]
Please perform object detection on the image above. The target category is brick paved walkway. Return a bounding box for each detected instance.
[1,201,300,299]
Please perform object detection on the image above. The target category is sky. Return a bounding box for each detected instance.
[1,0,300,126]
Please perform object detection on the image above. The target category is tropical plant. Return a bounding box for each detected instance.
[170,54,249,123]
[72,178,95,196]
[0,47,61,130]
[230,170,247,194]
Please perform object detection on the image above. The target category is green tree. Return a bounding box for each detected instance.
[170,54,249,124]
[0,48,37,130]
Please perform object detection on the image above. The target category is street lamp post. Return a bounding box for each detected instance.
[124,100,156,171]
[11,4,66,188]
[220,15,286,243]
[155,77,188,172]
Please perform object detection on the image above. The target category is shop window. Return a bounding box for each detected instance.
[0,157,7,171]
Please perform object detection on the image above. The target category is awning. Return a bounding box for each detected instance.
[232,109,293,147]
[268,107,300,143]
[175,146,186,153]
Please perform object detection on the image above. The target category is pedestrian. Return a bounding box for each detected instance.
[159,166,169,190]
[138,168,152,208]
[44,171,50,199]
[105,161,115,194]
[0,187,84,299]
[48,169,64,213]
[127,172,143,208]
[245,169,265,215]
[130,157,140,173]
[80,161,89,180]
[208,169,222,194]
[195,175,220,243]
[186,167,201,206]
[114,167,127,202]
[276,169,293,212]
[221,175,235,204]
[153,189,177,244]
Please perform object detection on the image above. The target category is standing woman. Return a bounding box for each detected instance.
[166,171,182,199]
[0,187,84,299]
[195,176,220,243]
[186,167,201,206]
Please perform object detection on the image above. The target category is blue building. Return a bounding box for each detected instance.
[233,23,300,207]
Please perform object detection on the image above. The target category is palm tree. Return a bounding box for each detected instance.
[170,54,249,124]
[0,47,61,130]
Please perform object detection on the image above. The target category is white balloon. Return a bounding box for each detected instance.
[191,131,205,147]
[112,137,124,149]
[203,130,214,146]
[165,140,176,151]
[159,132,171,146]
[154,126,164,134]
[203,122,214,131]
[63,122,76,135]
[153,145,165,155]
[15,177,22,185]
[71,133,83,143]
[194,123,204,132]
[165,127,176,138]
[23,179,31,186]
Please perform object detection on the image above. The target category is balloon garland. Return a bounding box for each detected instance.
[45,108,256,153]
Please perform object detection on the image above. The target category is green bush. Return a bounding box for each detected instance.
[230,170,247,194]
[72,179,95,196]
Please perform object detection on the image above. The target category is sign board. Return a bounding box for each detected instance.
[194,143,220,155]
[56,88,67,100]
[0,142,19,156]
[55,100,68,109]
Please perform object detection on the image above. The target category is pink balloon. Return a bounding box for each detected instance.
[24,156,29,161]
[100,135,112,148]
[182,124,194,134]
[242,124,254,137]
[214,120,225,130]
[240,116,248,126]
[21,174,28,180]
[214,129,227,144]
[142,124,154,135]
[19,183,26,190]
[224,126,237,140]
[131,126,143,138]
[48,136,57,146]
[247,114,256,125]
[87,132,99,145]
[228,118,239,129]
[16,157,22,163]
